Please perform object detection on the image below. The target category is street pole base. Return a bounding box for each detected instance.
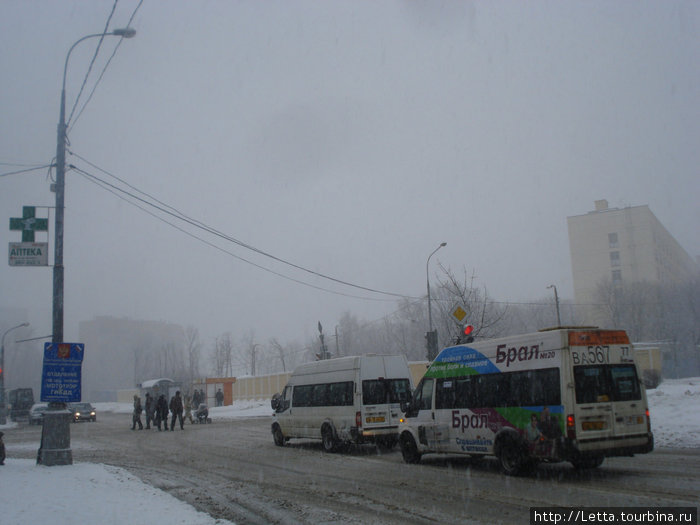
[38,448,73,466]
[37,407,73,466]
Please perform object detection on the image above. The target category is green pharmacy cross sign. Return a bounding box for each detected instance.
[10,206,48,242]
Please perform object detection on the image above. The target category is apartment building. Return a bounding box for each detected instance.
[567,200,697,307]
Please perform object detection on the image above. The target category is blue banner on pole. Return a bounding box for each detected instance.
[41,343,85,403]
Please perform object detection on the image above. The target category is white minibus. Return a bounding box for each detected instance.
[398,328,654,474]
[271,355,413,451]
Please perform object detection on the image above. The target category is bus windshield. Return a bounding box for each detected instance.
[574,364,641,404]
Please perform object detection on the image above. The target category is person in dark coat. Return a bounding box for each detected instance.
[131,394,143,430]
[0,431,6,465]
[155,394,169,431]
[192,389,200,408]
[144,392,155,430]
[169,390,184,431]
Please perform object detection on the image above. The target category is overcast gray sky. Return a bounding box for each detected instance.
[1,1,698,347]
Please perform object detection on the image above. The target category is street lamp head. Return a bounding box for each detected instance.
[440,242,447,247]
[21,322,29,328]
[112,27,136,38]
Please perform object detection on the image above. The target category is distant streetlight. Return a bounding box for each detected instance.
[426,242,447,360]
[0,322,29,425]
[547,284,562,326]
[251,343,260,376]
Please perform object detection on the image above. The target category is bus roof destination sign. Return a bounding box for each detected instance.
[41,343,85,403]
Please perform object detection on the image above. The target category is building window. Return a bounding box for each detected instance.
[608,232,619,249]
[610,251,620,267]
[612,269,622,284]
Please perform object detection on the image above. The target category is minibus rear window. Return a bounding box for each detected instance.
[574,364,641,404]
[362,378,411,405]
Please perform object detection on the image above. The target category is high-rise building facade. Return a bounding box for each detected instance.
[567,200,697,308]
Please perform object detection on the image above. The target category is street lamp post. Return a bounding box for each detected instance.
[43,28,136,466]
[251,343,260,376]
[547,284,562,327]
[426,242,447,360]
[53,28,136,344]
[0,322,30,425]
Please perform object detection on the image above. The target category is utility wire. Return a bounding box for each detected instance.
[0,164,53,178]
[68,152,413,299]
[70,163,405,302]
[70,0,144,132]
[66,0,119,129]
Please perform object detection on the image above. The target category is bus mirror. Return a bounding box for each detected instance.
[271,393,281,411]
[400,392,412,414]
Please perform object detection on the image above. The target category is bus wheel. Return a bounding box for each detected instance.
[322,424,339,452]
[498,439,526,476]
[572,456,604,469]
[272,424,285,447]
[399,433,422,464]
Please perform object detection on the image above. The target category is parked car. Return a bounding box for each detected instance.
[28,403,49,425]
[67,402,96,423]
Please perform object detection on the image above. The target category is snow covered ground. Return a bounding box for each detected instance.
[1,377,698,525]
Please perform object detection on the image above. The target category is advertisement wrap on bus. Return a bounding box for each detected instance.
[398,328,653,475]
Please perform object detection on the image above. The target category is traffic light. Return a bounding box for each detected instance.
[461,324,474,343]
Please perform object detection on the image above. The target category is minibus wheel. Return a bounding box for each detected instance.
[322,424,339,452]
[497,437,526,476]
[272,424,285,447]
[399,432,422,464]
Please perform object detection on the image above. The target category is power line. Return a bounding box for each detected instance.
[70,162,408,302]
[65,0,119,129]
[70,0,144,132]
[68,153,413,299]
[0,164,53,178]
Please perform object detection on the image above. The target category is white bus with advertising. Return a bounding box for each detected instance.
[398,328,654,475]
[271,354,414,451]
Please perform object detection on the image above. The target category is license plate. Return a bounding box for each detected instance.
[625,416,643,425]
[582,421,606,431]
[366,416,385,423]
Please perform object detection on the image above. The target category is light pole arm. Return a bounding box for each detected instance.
[426,242,446,333]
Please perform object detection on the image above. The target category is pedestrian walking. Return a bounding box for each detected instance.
[0,431,6,465]
[144,392,155,429]
[215,388,224,407]
[131,394,143,430]
[192,389,200,408]
[155,393,168,431]
[169,390,184,431]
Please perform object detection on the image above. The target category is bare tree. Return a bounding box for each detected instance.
[210,333,234,377]
[433,264,508,345]
[184,326,201,390]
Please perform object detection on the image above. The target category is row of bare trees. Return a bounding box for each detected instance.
[203,266,700,380]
